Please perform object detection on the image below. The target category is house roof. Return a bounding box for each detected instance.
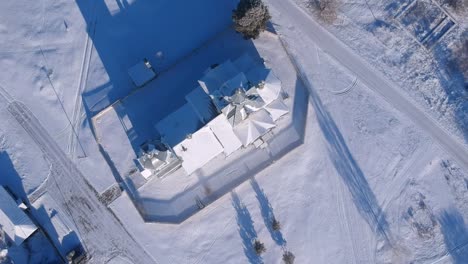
[173,126,224,175]
[233,109,276,146]
[198,60,239,94]
[207,114,242,156]
[128,60,156,87]
[264,98,289,121]
[155,103,204,147]
[0,186,37,245]
[185,86,219,123]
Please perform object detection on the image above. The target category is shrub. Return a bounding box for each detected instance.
[272,218,281,231]
[282,250,295,264]
[306,0,338,24]
[253,239,266,255]
[232,0,271,39]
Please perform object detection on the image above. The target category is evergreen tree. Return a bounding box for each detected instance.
[232,0,271,39]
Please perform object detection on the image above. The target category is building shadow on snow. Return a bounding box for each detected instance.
[0,152,28,202]
[295,59,391,242]
[76,0,239,114]
[438,207,468,263]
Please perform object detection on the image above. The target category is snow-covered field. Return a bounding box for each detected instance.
[0,0,467,263]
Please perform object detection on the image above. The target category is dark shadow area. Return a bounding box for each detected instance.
[0,151,67,263]
[291,76,309,145]
[231,191,263,264]
[293,57,391,241]
[438,207,468,263]
[0,152,27,201]
[432,30,468,143]
[76,0,239,115]
[250,178,286,246]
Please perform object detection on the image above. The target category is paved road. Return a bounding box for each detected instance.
[8,101,155,264]
[266,0,468,172]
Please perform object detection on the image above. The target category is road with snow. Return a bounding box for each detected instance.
[266,0,468,172]
[7,101,155,264]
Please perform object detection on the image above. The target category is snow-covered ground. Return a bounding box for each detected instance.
[293,0,468,147]
[0,0,467,263]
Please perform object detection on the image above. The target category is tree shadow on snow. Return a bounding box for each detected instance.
[231,191,263,264]
[438,208,468,263]
[250,178,286,246]
[432,30,468,143]
[297,64,391,242]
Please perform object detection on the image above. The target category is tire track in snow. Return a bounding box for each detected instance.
[334,170,359,264]
[380,142,433,214]
[7,101,156,264]
[67,4,98,159]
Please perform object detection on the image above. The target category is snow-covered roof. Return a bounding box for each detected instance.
[0,186,37,246]
[128,60,157,87]
[207,114,242,156]
[219,72,249,97]
[173,126,224,175]
[185,86,219,123]
[137,142,181,178]
[234,109,276,146]
[247,67,282,105]
[232,53,257,73]
[264,98,289,121]
[198,60,239,94]
[155,104,204,147]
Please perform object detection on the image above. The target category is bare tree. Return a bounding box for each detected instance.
[233,0,271,39]
[306,0,339,24]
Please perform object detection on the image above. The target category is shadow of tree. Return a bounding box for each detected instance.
[432,30,468,143]
[231,192,263,264]
[438,208,468,263]
[250,178,286,246]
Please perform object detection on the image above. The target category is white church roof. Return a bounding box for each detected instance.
[0,186,37,245]
[198,60,239,94]
[173,126,224,175]
[234,109,276,146]
[264,98,289,121]
[219,72,249,97]
[207,114,242,156]
[185,86,219,123]
[247,67,282,105]
[155,103,203,147]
